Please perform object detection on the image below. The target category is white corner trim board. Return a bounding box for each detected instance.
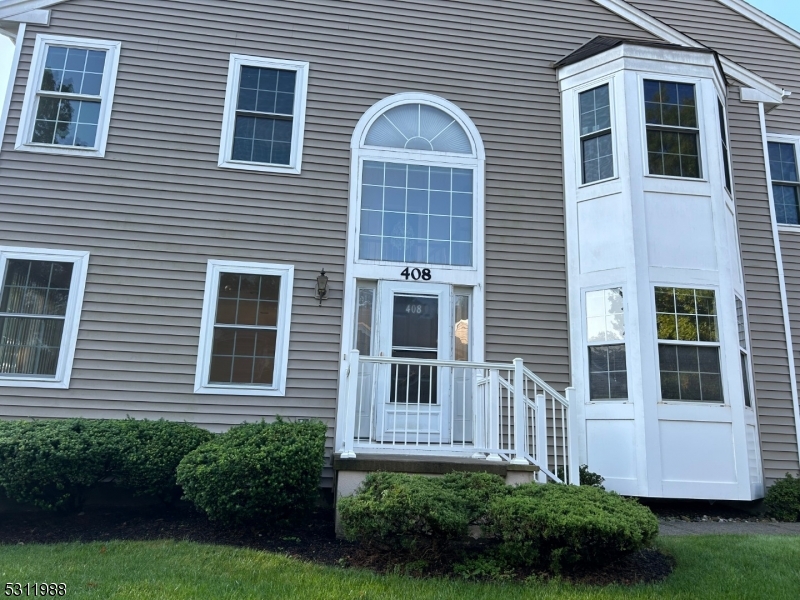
[715,0,800,51]
[0,22,24,150]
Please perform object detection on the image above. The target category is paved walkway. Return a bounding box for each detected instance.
[659,519,800,536]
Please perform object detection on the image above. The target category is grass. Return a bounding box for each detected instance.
[0,536,798,599]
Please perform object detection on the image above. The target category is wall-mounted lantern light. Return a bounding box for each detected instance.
[315,269,329,306]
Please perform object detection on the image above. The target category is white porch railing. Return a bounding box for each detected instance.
[338,350,578,485]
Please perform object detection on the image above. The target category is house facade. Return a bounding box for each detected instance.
[0,0,798,501]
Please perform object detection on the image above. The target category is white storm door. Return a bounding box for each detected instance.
[375,281,451,443]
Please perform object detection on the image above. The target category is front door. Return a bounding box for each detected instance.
[376,281,451,442]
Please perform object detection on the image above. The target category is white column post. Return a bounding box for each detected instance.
[535,392,548,482]
[486,368,502,461]
[566,387,580,485]
[340,350,360,459]
[510,358,528,465]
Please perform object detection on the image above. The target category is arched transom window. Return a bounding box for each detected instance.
[354,97,483,268]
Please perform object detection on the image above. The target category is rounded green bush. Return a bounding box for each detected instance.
[176,419,327,524]
[764,474,800,522]
[337,472,471,550]
[0,419,115,510]
[113,419,214,501]
[439,471,510,523]
[486,483,658,571]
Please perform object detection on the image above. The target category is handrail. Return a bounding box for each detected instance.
[359,355,515,370]
[521,365,568,406]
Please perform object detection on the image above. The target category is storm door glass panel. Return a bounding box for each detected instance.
[33,45,106,147]
[579,84,614,184]
[232,66,296,165]
[768,142,800,225]
[644,80,701,178]
[359,161,473,266]
[0,259,73,376]
[209,272,280,385]
[390,295,438,404]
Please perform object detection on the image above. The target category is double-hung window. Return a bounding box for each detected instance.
[586,288,627,400]
[736,297,752,408]
[579,84,614,184]
[768,141,800,225]
[718,99,732,192]
[15,35,121,157]
[218,55,310,174]
[655,287,723,402]
[644,80,701,178]
[195,260,294,395]
[0,247,89,388]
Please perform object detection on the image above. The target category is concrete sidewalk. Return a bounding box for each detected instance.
[659,520,800,536]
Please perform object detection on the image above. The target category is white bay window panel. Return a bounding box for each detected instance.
[194,260,293,396]
[0,247,89,388]
[218,55,309,174]
[15,35,121,158]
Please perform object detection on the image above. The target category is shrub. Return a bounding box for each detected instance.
[176,418,326,524]
[764,473,800,522]
[580,465,605,488]
[337,472,470,551]
[486,483,658,572]
[0,419,115,510]
[439,471,510,523]
[113,419,213,501]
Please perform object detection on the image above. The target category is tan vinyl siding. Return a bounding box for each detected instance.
[0,0,656,484]
[629,0,800,133]
[727,91,800,480]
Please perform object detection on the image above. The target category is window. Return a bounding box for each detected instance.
[579,84,614,184]
[218,55,309,174]
[355,286,375,356]
[768,141,800,225]
[356,101,478,268]
[586,288,627,400]
[454,293,470,361]
[736,297,752,408]
[15,35,121,157]
[195,260,294,395]
[644,80,701,178]
[359,161,473,266]
[655,287,723,402]
[718,99,731,192]
[0,247,89,388]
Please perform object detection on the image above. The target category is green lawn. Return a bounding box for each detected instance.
[0,536,798,599]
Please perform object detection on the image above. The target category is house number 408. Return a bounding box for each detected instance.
[400,267,432,281]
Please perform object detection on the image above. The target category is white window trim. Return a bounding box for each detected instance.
[576,77,619,188]
[767,134,800,232]
[218,54,309,175]
[14,34,121,158]
[194,259,294,396]
[735,294,756,410]
[0,246,89,389]
[638,73,707,183]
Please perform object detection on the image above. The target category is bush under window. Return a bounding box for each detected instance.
[764,473,800,522]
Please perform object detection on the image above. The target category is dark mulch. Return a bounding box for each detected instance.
[0,506,673,586]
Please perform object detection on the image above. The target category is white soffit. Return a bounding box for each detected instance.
[715,0,800,51]
[0,0,62,20]
[592,0,787,105]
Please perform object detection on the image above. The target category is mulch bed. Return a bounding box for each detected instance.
[0,506,673,586]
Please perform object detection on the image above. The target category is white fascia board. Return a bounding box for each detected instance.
[0,9,48,24]
[715,0,800,51]
[0,0,62,19]
[590,0,787,106]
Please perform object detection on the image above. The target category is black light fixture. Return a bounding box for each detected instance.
[315,269,329,306]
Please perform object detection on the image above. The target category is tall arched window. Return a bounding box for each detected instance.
[351,94,484,268]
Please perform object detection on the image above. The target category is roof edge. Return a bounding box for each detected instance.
[0,0,64,20]
[592,0,787,104]
[715,0,800,51]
